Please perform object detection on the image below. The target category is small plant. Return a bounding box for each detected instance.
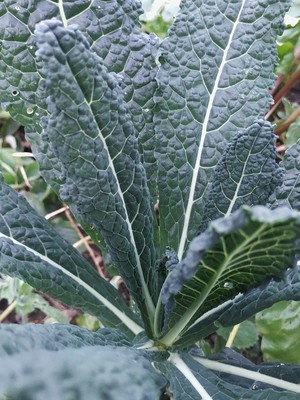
[1,0,300,398]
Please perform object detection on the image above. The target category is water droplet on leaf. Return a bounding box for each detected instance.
[26,107,34,115]
[12,90,19,96]
[223,282,233,289]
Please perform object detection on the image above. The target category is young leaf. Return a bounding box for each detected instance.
[33,20,157,333]
[0,177,143,337]
[0,345,165,400]
[179,266,300,348]
[155,0,291,258]
[0,324,131,356]
[199,120,283,231]
[158,206,300,346]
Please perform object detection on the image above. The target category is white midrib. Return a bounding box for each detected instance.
[58,0,68,27]
[88,106,156,320]
[194,357,300,393]
[177,0,247,261]
[169,353,213,400]
[0,232,144,335]
[53,3,156,322]
[225,132,258,217]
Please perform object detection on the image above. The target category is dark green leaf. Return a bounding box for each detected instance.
[200,120,282,231]
[0,324,131,356]
[0,0,158,190]
[155,0,290,259]
[0,345,165,400]
[270,140,300,210]
[33,20,157,333]
[0,177,143,337]
[158,206,300,346]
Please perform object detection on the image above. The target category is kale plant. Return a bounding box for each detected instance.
[1,0,300,398]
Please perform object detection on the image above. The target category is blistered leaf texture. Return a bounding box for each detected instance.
[0,324,131,356]
[270,140,300,210]
[155,0,291,258]
[0,1,158,181]
[0,177,143,337]
[200,120,283,231]
[159,206,300,345]
[0,345,164,400]
[33,20,157,330]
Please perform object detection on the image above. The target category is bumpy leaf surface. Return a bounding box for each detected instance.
[270,140,300,210]
[33,20,157,332]
[0,345,164,400]
[158,206,300,346]
[155,0,291,259]
[0,178,143,337]
[179,266,300,347]
[0,324,131,356]
[200,120,282,231]
[0,0,158,180]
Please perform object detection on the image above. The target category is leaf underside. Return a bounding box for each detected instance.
[177,266,300,348]
[159,206,300,345]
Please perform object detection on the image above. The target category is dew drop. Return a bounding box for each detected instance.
[251,384,258,390]
[12,90,19,96]
[144,108,150,113]
[15,5,20,11]
[26,107,34,115]
[223,282,233,289]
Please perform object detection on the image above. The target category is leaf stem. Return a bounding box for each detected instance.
[274,106,300,136]
[225,323,240,348]
[169,353,213,400]
[58,0,68,28]
[266,69,300,120]
[193,356,300,393]
[0,299,17,323]
[153,292,163,337]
